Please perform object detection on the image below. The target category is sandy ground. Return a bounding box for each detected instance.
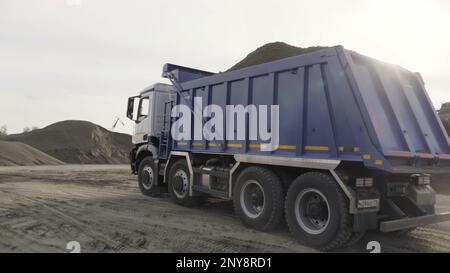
[0,165,449,253]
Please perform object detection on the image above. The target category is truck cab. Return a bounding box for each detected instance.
[127,83,175,145]
[127,83,175,174]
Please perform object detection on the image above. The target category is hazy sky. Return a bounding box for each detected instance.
[1,0,449,135]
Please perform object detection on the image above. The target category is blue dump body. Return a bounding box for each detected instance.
[170,46,450,172]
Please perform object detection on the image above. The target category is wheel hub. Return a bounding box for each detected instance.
[295,188,330,235]
[173,169,188,199]
[141,166,154,190]
[240,180,265,219]
[172,176,184,193]
[305,199,328,219]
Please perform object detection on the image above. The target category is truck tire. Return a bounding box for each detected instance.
[167,159,199,207]
[138,156,160,197]
[285,172,352,250]
[273,169,293,192]
[233,166,283,231]
[345,232,366,247]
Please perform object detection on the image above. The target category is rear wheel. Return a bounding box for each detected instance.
[285,172,352,250]
[138,157,160,197]
[345,232,366,247]
[233,166,283,231]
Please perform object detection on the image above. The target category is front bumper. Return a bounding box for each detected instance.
[380,212,450,232]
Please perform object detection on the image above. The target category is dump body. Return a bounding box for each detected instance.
[170,46,450,173]
[128,46,450,249]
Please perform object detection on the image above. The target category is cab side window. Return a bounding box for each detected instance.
[137,97,149,122]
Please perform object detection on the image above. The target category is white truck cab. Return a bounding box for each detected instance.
[127,83,175,145]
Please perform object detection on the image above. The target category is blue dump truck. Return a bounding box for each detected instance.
[126,46,450,250]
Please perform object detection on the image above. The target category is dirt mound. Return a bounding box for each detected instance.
[441,115,450,135]
[440,103,450,115]
[6,120,132,164]
[228,42,327,71]
[439,103,450,136]
[0,140,64,166]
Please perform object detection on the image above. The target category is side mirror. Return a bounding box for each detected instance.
[127,96,137,120]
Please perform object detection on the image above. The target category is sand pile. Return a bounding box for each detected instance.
[6,120,132,164]
[439,103,450,136]
[0,140,64,166]
[440,103,450,114]
[228,42,326,71]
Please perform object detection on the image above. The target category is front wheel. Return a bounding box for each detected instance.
[138,157,160,197]
[285,172,352,250]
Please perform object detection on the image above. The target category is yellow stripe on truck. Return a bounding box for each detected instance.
[278,145,296,150]
[304,146,329,151]
[248,144,261,149]
[227,143,243,148]
[176,142,297,150]
[249,144,297,150]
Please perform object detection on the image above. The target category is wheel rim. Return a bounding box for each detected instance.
[141,165,154,190]
[173,169,189,199]
[295,188,330,235]
[240,180,265,219]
